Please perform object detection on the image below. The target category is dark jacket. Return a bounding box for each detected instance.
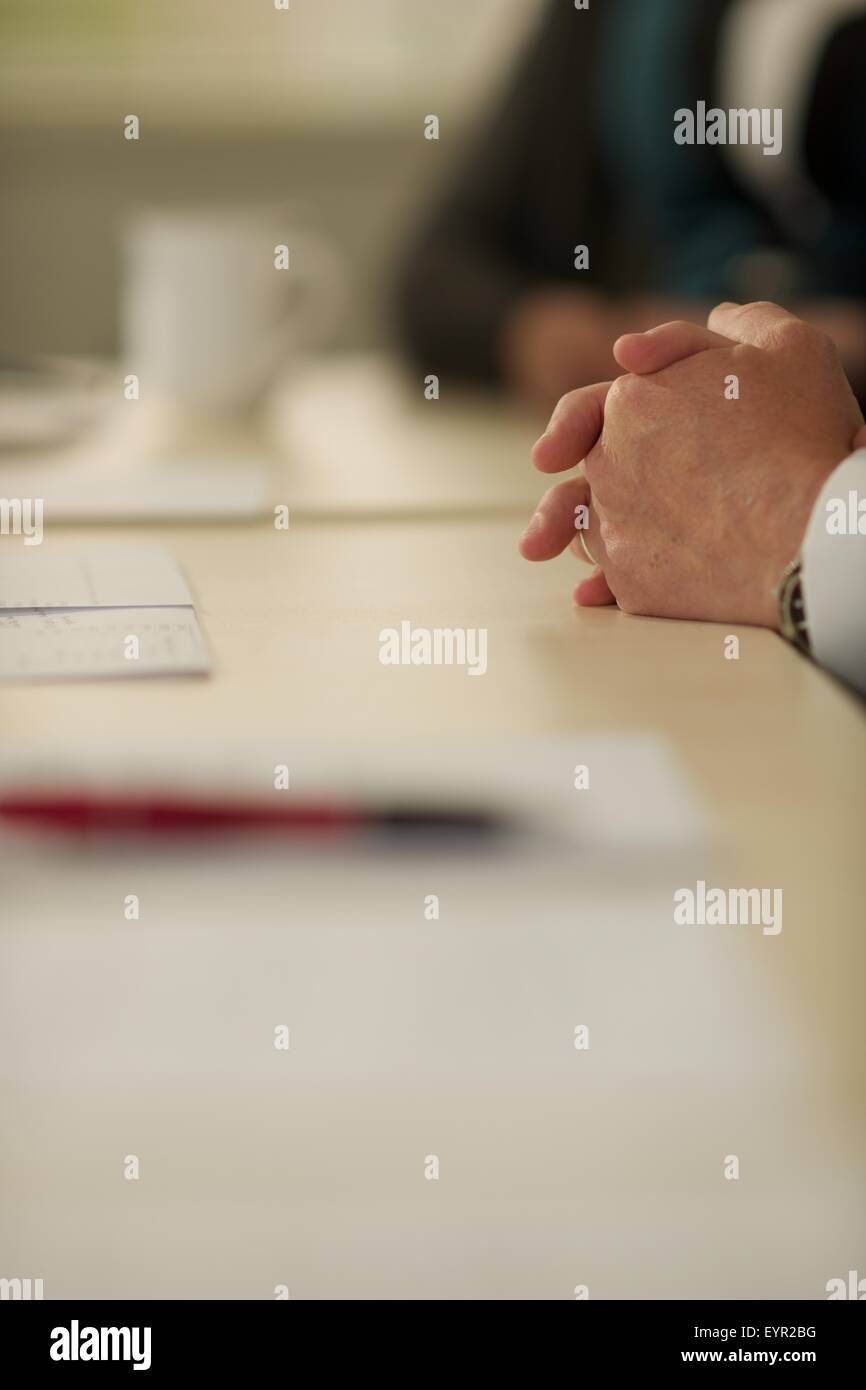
[395,0,866,384]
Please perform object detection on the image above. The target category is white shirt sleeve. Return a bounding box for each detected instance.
[800,449,866,696]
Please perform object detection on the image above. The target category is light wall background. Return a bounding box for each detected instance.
[0,0,544,358]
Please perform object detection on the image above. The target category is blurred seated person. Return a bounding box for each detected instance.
[395,0,866,408]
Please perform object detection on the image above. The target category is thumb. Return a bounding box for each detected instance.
[851,423,866,452]
[614,320,732,376]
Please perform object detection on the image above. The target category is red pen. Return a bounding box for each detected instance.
[0,793,504,838]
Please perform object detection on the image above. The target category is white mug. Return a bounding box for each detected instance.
[120,203,343,415]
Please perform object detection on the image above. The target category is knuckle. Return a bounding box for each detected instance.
[775,316,816,345]
[809,327,839,363]
[606,372,641,408]
[597,513,623,554]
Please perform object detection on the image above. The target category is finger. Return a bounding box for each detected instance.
[532,380,612,474]
[519,476,591,561]
[707,299,802,347]
[851,424,866,451]
[574,568,616,607]
[613,320,732,375]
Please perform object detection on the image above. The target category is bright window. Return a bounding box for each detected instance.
[0,0,543,129]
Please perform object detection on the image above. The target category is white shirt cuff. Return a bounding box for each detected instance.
[801,449,866,696]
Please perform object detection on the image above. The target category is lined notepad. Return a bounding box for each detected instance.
[0,546,210,680]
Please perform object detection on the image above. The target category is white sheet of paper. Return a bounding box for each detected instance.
[0,736,704,856]
[0,545,194,610]
[0,607,210,679]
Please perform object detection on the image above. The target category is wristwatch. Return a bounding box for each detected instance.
[775,557,811,654]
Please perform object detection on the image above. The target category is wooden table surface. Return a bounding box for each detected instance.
[1,409,864,1299]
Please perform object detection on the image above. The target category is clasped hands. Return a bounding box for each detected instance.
[520,301,866,630]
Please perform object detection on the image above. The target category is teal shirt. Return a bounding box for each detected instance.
[597,0,866,298]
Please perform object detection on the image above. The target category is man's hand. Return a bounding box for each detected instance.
[500,289,709,409]
[519,302,865,628]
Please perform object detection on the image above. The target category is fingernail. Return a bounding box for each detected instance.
[522,511,545,538]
